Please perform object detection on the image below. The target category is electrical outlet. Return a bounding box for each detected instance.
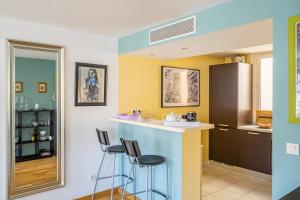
[286,143,299,156]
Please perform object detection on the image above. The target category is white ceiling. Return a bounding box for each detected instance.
[125,19,273,59]
[0,0,230,37]
[211,44,273,57]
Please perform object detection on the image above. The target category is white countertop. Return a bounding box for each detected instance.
[110,117,214,133]
[238,125,272,133]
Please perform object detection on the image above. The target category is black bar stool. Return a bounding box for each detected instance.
[120,138,169,200]
[92,129,133,200]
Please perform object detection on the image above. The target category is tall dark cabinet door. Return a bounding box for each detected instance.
[209,128,238,166]
[209,63,238,128]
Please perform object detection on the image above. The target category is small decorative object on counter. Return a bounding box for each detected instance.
[117,113,139,120]
[180,114,187,121]
[164,112,179,122]
[116,109,144,120]
[186,112,197,122]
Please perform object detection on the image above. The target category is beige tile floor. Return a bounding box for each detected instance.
[202,163,272,200]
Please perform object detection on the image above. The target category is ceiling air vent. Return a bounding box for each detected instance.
[149,15,196,45]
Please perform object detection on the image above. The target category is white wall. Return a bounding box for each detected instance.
[0,18,118,200]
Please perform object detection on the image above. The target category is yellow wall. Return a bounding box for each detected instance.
[118,55,224,161]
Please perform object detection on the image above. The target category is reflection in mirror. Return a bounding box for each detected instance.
[9,40,64,199]
[297,22,300,118]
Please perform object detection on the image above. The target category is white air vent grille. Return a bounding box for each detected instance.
[149,16,196,45]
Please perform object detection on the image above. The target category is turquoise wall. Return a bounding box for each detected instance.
[118,0,300,199]
[15,57,56,109]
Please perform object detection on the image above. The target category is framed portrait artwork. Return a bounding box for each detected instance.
[15,82,23,93]
[75,62,107,106]
[37,82,47,93]
[288,15,300,123]
[161,66,200,107]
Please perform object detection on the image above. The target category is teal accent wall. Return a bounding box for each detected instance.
[15,57,56,109]
[118,0,300,199]
[118,0,299,54]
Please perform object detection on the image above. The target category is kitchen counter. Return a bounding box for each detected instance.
[238,124,272,133]
[110,117,214,133]
[111,117,214,200]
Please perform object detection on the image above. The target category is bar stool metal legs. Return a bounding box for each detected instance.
[133,166,137,200]
[146,166,149,200]
[92,151,106,200]
[120,138,169,200]
[93,130,133,200]
[110,154,116,200]
[121,163,169,200]
[121,165,134,198]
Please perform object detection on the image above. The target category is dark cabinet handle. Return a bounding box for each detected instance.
[219,124,229,127]
[219,128,229,131]
[248,131,260,135]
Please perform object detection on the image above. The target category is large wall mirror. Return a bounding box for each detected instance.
[8,40,64,199]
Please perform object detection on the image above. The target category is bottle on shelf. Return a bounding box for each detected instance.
[34,100,39,110]
[15,96,19,111]
[19,96,24,111]
[24,98,29,110]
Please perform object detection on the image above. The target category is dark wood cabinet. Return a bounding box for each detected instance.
[209,128,272,174]
[209,62,252,128]
[237,129,272,174]
[209,63,271,174]
[209,127,238,166]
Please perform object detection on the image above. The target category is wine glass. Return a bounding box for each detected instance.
[15,96,19,111]
[24,98,29,110]
[19,96,24,111]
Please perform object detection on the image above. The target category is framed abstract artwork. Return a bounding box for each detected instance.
[161,66,200,107]
[75,62,107,106]
[289,15,300,123]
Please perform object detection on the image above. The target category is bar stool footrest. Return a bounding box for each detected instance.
[97,174,133,181]
[96,174,134,188]
[124,189,169,199]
